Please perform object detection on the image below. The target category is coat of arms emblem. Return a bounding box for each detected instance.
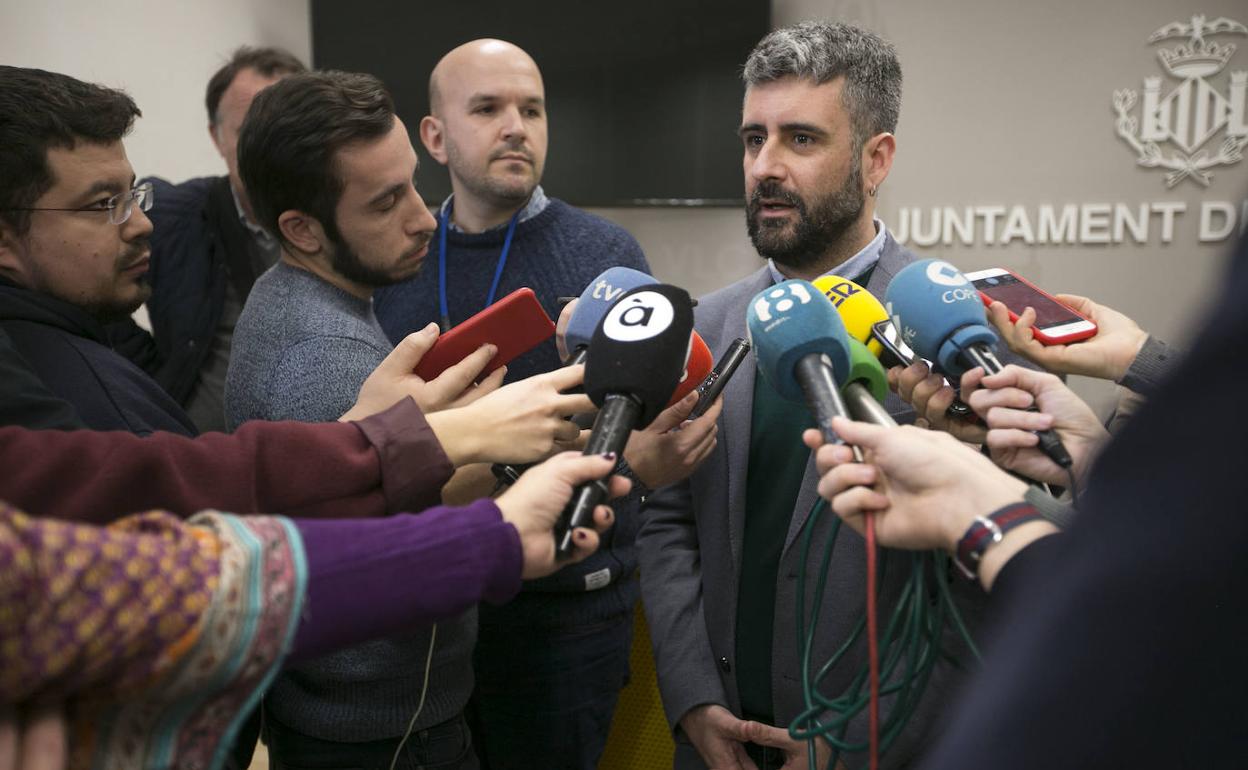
[1113,14,1247,187]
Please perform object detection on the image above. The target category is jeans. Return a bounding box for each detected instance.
[265,709,478,770]
[467,612,633,770]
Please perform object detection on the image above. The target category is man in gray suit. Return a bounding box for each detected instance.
[638,22,981,770]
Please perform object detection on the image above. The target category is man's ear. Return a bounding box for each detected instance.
[862,132,896,194]
[420,115,449,165]
[0,220,30,285]
[208,122,226,160]
[276,210,327,256]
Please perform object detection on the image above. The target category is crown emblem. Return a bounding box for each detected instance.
[1113,14,1248,187]
[1150,15,1245,77]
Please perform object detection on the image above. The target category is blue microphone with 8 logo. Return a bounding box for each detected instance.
[746,279,856,444]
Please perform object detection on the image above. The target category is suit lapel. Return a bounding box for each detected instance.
[715,268,770,573]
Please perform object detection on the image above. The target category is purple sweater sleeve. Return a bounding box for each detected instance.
[288,499,522,664]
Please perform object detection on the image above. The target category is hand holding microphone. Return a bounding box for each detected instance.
[813,275,975,427]
[885,260,1073,468]
[963,365,1110,487]
[496,450,629,578]
[554,284,695,556]
[806,417,1036,592]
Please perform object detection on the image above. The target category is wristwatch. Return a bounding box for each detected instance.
[954,502,1041,580]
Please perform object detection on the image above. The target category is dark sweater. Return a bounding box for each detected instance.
[375,196,651,607]
[0,279,197,436]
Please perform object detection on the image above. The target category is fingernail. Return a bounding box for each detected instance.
[601,452,617,461]
[575,530,589,542]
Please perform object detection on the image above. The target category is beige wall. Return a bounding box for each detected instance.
[0,0,311,185]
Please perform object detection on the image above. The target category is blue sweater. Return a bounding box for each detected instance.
[375,197,652,610]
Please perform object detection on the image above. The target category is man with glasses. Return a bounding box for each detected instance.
[0,66,196,435]
[108,47,306,433]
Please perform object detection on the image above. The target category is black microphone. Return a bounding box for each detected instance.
[554,284,695,557]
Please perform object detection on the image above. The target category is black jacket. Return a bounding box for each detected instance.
[0,279,196,436]
[108,175,264,404]
[0,327,84,430]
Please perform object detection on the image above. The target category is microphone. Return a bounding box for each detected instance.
[747,279,854,445]
[842,339,897,427]
[554,284,695,556]
[564,267,658,365]
[668,332,714,407]
[885,259,1072,468]
[812,275,888,360]
[562,266,711,406]
[818,275,974,417]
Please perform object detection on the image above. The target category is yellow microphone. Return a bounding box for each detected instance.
[811,275,887,358]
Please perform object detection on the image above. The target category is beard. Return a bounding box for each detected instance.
[84,242,152,323]
[446,137,539,205]
[328,235,418,289]
[746,164,865,272]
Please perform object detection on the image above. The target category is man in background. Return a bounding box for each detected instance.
[0,65,192,436]
[373,39,668,769]
[110,46,306,432]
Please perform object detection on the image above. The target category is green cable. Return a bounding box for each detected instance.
[790,499,983,769]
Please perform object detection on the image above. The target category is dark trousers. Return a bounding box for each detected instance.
[265,709,478,770]
[467,613,633,770]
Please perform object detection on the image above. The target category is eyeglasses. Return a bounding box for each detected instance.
[4,182,154,225]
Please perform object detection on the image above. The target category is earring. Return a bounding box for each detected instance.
[868,185,877,197]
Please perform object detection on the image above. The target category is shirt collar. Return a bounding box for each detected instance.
[767,218,888,285]
[439,185,549,234]
[231,183,277,248]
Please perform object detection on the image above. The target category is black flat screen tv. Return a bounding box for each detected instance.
[311,0,769,206]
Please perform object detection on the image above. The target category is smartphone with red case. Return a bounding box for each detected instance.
[413,287,555,382]
[964,268,1097,345]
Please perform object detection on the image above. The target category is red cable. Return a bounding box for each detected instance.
[865,511,880,770]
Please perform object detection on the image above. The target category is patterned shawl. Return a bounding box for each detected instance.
[0,504,307,769]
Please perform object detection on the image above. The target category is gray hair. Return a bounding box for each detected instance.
[743,21,902,146]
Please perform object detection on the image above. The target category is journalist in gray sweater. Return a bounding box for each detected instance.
[225,260,475,742]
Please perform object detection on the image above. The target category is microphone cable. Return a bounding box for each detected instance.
[388,623,438,770]
[790,499,982,770]
[864,511,880,770]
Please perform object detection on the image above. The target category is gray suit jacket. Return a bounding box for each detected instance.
[638,235,984,770]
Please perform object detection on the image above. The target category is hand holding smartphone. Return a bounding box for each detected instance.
[965,269,1097,346]
[870,321,973,418]
[413,288,556,382]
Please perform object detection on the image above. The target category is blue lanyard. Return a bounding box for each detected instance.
[438,201,521,332]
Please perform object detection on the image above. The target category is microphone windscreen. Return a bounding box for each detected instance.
[746,279,851,403]
[585,284,695,427]
[565,267,657,352]
[884,259,999,376]
[812,275,886,358]
[666,331,713,407]
[845,338,888,404]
